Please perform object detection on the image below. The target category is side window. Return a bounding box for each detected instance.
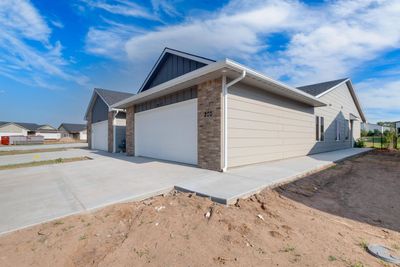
[336,120,341,141]
[320,117,325,141]
[316,116,324,142]
[345,120,349,140]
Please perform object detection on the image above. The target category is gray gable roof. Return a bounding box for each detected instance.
[95,88,134,106]
[296,78,348,97]
[0,121,40,131]
[59,123,86,133]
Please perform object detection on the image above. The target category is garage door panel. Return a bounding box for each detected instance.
[135,99,197,165]
[92,120,108,151]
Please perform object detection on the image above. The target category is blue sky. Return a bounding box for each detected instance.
[0,0,399,126]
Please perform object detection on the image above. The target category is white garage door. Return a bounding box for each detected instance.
[135,98,197,165]
[91,120,108,151]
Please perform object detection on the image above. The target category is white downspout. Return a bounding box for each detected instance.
[222,70,246,172]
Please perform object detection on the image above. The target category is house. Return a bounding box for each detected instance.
[86,47,366,171]
[361,122,391,134]
[58,123,87,141]
[84,88,134,152]
[0,122,62,140]
[35,125,61,140]
[0,121,39,137]
[395,121,400,135]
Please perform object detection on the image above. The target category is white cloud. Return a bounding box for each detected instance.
[151,0,180,17]
[82,0,158,20]
[0,0,88,89]
[85,0,400,120]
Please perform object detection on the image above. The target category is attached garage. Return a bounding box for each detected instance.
[134,98,198,165]
[91,120,108,151]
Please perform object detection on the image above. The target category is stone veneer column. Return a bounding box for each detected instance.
[126,106,135,156]
[197,78,223,171]
[87,111,92,149]
[108,111,114,153]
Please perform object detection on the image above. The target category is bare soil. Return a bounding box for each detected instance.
[0,150,399,266]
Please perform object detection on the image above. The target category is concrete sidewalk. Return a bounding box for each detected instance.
[0,148,92,166]
[0,143,87,151]
[175,148,372,204]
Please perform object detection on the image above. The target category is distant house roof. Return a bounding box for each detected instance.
[296,78,348,97]
[59,123,86,133]
[84,88,134,120]
[0,121,40,131]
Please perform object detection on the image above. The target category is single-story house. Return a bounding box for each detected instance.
[361,122,391,134]
[0,121,38,137]
[35,125,61,140]
[0,122,62,140]
[87,47,366,171]
[58,123,87,141]
[84,88,134,152]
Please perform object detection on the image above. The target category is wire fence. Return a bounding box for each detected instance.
[360,135,400,149]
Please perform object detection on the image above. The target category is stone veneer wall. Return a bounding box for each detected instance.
[108,111,114,153]
[126,106,135,156]
[197,78,223,171]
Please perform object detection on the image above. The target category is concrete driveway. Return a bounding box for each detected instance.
[0,151,211,235]
[0,147,371,235]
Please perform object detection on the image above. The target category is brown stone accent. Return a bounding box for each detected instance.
[108,111,114,153]
[126,106,135,156]
[87,111,92,149]
[197,78,223,171]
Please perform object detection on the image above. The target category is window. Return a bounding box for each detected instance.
[320,117,325,141]
[335,120,341,141]
[316,116,324,141]
[345,120,349,140]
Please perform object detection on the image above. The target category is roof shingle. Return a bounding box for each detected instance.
[59,123,86,133]
[95,88,134,106]
[296,78,348,97]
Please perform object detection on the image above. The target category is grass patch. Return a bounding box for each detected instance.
[0,148,67,156]
[328,255,337,261]
[0,156,91,170]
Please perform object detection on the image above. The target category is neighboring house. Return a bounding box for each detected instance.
[35,125,61,140]
[0,122,62,140]
[87,47,366,172]
[84,88,134,152]
[361,122,391,133]
[58,123,87,141]
[395,121,400,135]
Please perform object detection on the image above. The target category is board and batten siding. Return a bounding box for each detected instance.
[227,83,315,168]
[312,82,362,154]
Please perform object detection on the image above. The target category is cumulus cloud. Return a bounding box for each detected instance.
[0,0,88,88]
[84,0,400,120]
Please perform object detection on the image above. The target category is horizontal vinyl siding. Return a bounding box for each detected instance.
[312,83,362,154]
[227,83,315,168]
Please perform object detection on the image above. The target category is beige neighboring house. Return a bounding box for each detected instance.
[86,47,366,172]
[35,125,61,140]
[0,122,62,140]
[58,123,87,141]
[395,121,400,135]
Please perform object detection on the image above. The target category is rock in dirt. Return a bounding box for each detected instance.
[257,214,265,221]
